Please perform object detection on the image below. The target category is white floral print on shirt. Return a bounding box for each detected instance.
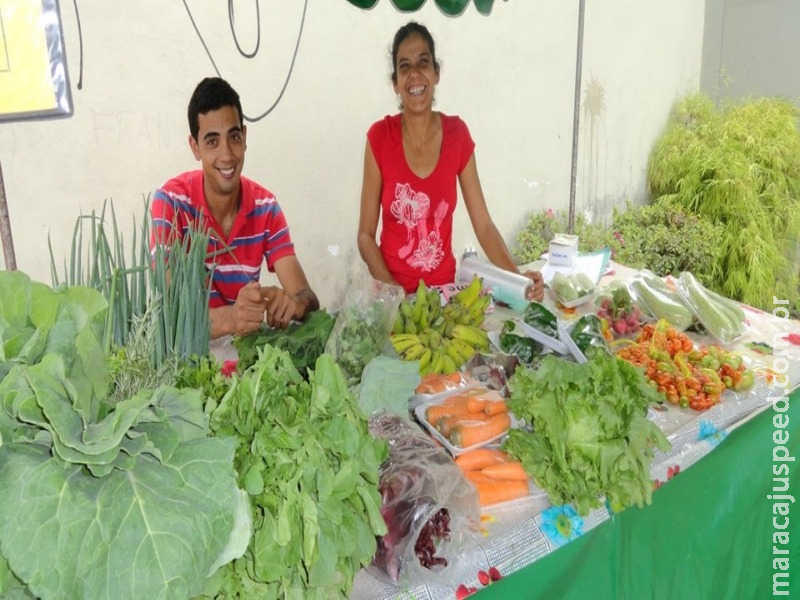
[390,182,446,272]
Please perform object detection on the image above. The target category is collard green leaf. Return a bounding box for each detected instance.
[0,437,240,600]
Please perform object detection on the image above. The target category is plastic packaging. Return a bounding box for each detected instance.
[324,266,404,385]
[458,255,531,311]
[368,413,480,587]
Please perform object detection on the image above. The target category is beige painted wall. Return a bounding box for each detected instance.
[0,0,705,309]
[701,0,800,104]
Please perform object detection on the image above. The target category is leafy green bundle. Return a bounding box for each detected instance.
[0,271,246,600]
[202,346,389,600]
[233,309,335,375]
[502,353,670,516]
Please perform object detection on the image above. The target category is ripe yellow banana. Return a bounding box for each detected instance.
[468,294,492,325]
[452,324,490,351]
[403,343,426,361]
[449,337,477,365]
[438,353,457,374]
[453,275,483,308]
[391,333,421,354]
[418,347,433,371]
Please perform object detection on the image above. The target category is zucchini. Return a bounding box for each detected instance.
[629,271,694,330]
[677,271,745,344]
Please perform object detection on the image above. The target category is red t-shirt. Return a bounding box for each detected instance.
[367,113,475,293]
[150,170,296,308]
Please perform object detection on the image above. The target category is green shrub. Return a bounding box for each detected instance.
[648,92,800,310]
[608,201,723,286]
[513,209,609,264]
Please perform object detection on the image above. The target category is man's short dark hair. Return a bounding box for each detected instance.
[187,77,244,140]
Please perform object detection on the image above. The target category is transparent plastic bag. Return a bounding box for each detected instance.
[324,266,404,386]
[367,412,480,587]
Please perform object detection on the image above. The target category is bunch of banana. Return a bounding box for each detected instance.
[393,279,445,335]
[390,276,493,376]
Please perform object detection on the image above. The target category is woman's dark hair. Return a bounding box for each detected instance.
[390,21,439,83]
[187,77,244,140]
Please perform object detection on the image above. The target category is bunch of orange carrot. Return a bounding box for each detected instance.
[454,447,530,507]
[423,388,512,449]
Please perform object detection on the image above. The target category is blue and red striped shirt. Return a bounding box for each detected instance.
[150,170,296,307]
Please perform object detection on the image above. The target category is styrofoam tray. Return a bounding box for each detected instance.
[552,289,597,309]
[414,401,518,457]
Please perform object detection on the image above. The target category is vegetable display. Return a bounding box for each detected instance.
[202,348,388,600]
[502,352,670,515]
[0,271,246,600]
[616,320,754,410]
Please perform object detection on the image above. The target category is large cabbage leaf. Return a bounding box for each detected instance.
[0,437,241,600]
[0,271,249,600]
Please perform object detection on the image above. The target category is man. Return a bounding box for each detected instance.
[151,77,319,338]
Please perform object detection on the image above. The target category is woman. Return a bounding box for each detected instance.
[357,21,544,301]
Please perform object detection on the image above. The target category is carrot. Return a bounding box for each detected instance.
[424,396,471,424]
[482,399,508,416]
[466,396,488,414]
[480,461,528,482]
[465,388,504,402]
[438,413,494,437]
[465,472,530,507]
[449,413,512,448]
[454,447,513,472]
[416,371,467,394]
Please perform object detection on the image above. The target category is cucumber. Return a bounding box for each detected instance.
[707,288,747,324]
[574,273,595,295]
[678,272,744,343]
[629,272,694,330]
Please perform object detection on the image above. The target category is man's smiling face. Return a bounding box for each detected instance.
[189,105,247,202]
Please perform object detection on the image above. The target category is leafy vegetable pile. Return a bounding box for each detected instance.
[502,352,671,515]
[232,309,335,375]
[0,271,246,600]
[326,301,395,386]
[201,346,389,600]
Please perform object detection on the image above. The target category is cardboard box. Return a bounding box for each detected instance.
[548,234,579,266]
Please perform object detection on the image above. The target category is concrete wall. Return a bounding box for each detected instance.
[0,0,705,308]
[702,0,800,103]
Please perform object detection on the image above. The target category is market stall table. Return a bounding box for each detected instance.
[347,264,800,600]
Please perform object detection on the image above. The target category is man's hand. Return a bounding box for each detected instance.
[522,270,545,302]
[261,285,308,329]
[232,280,268,335]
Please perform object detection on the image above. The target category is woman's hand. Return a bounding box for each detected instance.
[522,270,545,302]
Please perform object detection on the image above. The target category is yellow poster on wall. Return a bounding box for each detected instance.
[0,0,72,121]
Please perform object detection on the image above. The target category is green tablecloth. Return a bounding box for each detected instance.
[475,389,799,600]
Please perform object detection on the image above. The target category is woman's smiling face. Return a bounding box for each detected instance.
[393,33,439,111]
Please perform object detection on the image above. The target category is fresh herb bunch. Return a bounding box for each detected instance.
[648,91,800,309]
